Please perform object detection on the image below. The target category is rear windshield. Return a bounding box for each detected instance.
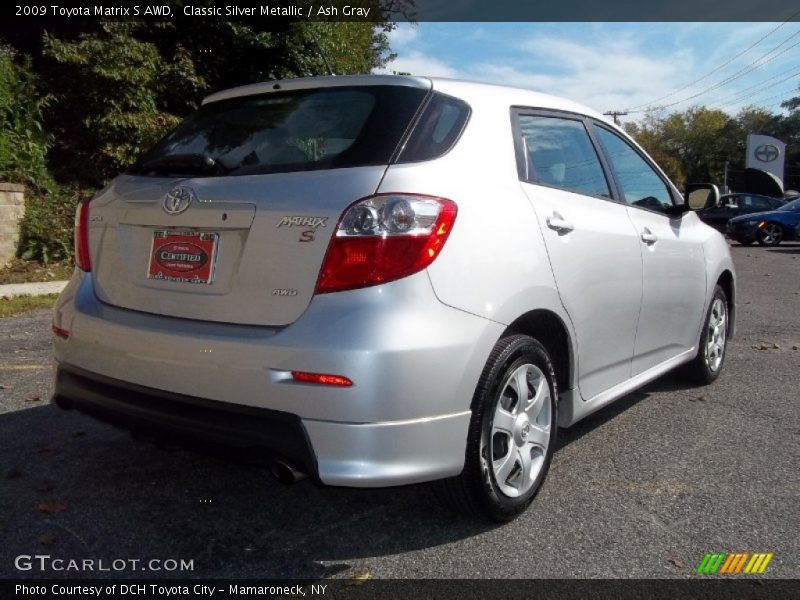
[129,85,428,177]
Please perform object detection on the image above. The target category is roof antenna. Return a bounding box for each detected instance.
[310,31,336,76]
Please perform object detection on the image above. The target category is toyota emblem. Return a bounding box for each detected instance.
[754,144,779,163]
[163,187,195,215]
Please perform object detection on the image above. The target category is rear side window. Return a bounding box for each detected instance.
[130,86,428,177]
[398,93,470,163]
[518,115,610,198]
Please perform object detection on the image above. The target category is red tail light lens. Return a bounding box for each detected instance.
[74,198,92,272]
[316,194,457,294]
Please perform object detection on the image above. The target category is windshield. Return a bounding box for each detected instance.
[129,86,428,177]
[779,198,800,211]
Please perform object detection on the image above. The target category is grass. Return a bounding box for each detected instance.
[0,294,58,318]
[0,259,73,284]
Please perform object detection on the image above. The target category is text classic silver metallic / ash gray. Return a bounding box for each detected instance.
[52,75,735,521]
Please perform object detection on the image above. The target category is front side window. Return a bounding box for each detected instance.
[595,127,673,212]
[518,115,610,198]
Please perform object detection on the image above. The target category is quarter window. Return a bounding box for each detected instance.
[595,127,673,212]
[518,115,610,198]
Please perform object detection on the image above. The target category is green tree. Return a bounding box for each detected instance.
[43,23,181,184]
[0,45,50,188]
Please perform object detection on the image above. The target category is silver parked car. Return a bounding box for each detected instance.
[52,75,735,521]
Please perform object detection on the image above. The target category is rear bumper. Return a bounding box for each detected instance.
[54,364,319,480]
[52,272,501,487]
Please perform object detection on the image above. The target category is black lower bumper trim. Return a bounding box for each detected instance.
[53,365,319,481]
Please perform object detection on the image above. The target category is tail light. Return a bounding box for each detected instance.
[316,194,457,294]
[74,198,93,272]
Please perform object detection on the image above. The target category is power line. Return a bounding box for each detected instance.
[630,27,800,114]
[712,69,800,108]
[626,15,799,111]
[713,66,800,103]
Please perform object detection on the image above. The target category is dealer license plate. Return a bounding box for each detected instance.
[147,230,218,285]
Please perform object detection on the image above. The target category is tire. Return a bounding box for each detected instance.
[683,285,729,385]
[757,222,783,246]
[735,237,753,246]
[432,334,558,522]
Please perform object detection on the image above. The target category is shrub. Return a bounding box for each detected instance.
[19,186,88,264]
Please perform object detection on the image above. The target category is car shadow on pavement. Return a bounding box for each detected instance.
[556,371,693,451]
[0,403,496,580]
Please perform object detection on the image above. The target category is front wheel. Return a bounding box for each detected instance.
[757,222,783,246]
[432,335,557,522]
[683,285,728,384]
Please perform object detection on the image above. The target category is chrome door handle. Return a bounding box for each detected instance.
[546,214,575,234]
[640,229,658,245]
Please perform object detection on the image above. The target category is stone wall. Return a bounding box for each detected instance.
[0,183,25,266]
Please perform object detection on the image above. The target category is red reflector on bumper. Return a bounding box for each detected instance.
[52,326,70,339]
[291,371,353,387]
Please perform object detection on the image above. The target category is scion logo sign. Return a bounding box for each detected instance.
[696,552,774,574]
[163,186,196,215]
[754,144,780,163]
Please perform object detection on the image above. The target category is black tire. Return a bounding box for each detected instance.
[682,285,729,385]
[757,222,783,246]
[432,335,558,522]
[735,238,753,246]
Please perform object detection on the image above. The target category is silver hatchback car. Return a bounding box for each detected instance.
[53,75,735,521]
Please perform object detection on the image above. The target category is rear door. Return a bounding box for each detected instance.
[514,111,643,401]
[591,123,707,374]
[86,82,430,326]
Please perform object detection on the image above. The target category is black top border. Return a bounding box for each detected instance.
[3,0,800,23]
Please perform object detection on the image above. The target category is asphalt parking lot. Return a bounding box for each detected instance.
[1,243,798,580]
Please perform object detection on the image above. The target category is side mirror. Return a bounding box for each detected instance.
[684,183,720,210]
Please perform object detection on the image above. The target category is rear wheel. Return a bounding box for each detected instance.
[757,222,783,246]
[683,285,728,384]
[432,335,557,522]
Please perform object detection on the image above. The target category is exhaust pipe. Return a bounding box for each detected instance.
[269,459,307,484]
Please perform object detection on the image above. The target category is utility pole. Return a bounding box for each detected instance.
[604,110,629,125]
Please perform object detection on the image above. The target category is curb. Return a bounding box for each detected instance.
[0,281,69,298]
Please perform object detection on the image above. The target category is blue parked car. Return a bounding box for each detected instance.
[727,197,800,246]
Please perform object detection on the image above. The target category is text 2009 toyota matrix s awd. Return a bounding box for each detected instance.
[52,75,735,521]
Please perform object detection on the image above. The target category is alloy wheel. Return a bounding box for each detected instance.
[488,364,552,498]
[760,223,783,245]
[704,298,727,373]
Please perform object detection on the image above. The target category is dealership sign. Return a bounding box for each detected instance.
[746,134,786,184]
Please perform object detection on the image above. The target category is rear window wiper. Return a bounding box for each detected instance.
[137,154,230,176]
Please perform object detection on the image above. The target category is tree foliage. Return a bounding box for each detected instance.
[625,94,800,190]
[0,45,50,188]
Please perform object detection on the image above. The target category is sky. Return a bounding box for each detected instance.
[376,22,800,121]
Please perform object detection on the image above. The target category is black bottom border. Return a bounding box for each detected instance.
[3,579,799,600]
